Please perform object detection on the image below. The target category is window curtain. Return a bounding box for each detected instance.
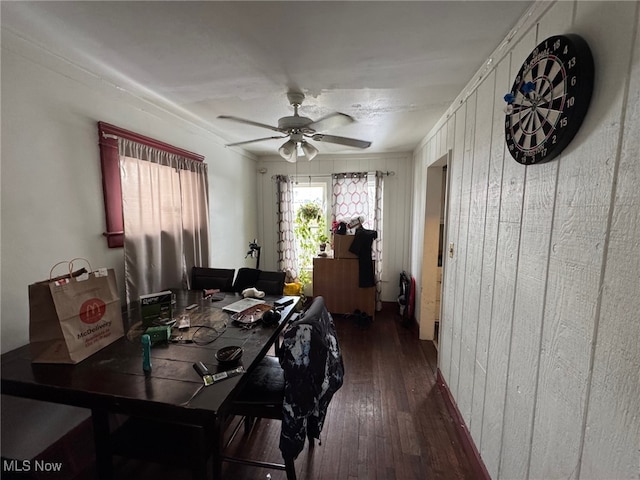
[276,175,299,282]
[332,172,370,229]
[119,138,209,305]
[332,171,384,310]
[370,172,384,311]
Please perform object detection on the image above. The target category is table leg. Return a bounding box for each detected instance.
[91,409,112,480]
[212,414,224,479]
[193,424,209,480]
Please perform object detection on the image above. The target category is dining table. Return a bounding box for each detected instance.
[1,289,301,479]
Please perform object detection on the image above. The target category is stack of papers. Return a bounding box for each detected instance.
[222,297,266,313]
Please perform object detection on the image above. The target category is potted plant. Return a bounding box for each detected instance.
[318,234,329,253]
[298,202,323,223]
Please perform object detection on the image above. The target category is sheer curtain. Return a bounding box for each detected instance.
[119,138,209,305]
[332,171,384,310]
[276,175,299,282]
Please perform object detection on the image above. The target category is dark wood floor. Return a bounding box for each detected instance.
[109,304,475,480]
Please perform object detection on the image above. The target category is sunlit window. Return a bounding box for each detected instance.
[292,183,328,284]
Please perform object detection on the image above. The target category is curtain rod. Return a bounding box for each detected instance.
[98,121,205,162]
[271,171,395,180]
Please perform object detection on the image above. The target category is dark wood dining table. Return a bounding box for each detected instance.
[1,289,300,479]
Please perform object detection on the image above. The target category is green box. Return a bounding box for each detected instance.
[139,290,173,327]
[144,326,171,344]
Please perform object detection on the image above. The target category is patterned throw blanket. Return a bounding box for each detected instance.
[278,297,344,459]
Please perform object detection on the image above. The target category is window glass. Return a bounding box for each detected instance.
[292,183,327,283]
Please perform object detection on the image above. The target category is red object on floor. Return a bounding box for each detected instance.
[407,275,416,322]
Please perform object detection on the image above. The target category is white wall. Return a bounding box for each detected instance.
[256,153,414,303]
[1,29,259,457]
[411,1,640,478]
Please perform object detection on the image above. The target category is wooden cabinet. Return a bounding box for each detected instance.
[313,257,376,318]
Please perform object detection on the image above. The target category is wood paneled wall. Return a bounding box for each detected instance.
[412,1,640,478]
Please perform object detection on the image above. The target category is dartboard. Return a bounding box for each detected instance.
[504,34,594,165]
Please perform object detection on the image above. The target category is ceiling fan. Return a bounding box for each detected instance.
[217,91,372,162]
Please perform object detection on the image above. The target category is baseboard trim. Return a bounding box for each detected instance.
[436,369,491,480]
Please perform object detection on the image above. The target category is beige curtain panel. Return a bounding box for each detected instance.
[119,138,210,305]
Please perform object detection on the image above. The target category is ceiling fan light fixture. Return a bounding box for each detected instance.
[278,139,297,162]
[301,141,318,161]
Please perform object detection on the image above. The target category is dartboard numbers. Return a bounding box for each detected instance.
[504,34,594,165]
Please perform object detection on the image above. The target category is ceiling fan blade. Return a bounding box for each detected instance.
[311,134,371,149]
[218,115,286,133]
[225,135,288,147]
[307,112,354,132]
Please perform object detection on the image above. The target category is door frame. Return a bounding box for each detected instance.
[419,151,450,341]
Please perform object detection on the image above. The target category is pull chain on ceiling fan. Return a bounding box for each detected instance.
[218,91,371,162]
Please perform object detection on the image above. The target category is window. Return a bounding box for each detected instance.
[292,183,326,221]
[276,172,383,308]
[98,122,209,303]
[292,183,328,285]
[98,122,205,248]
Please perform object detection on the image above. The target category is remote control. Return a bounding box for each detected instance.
[185,304,199,310]
[275,297,294,308]
[192,363,244,387]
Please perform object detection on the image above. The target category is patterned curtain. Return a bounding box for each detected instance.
[276,175,300,282]
[332,172,370,230]
[331,172,384,310]
[371,172,384,310]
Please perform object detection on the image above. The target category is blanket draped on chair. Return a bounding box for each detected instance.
[278,297,344,459]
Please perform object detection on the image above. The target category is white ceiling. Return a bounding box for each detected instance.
[2,1,533,156]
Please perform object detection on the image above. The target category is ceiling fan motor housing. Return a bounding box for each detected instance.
[278,115,314,132]
[278,91,315,132]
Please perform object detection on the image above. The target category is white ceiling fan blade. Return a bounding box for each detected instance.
[307,112,354,132]
[218,115,286,133]
[225,135,288,147]
[311,133,371,149]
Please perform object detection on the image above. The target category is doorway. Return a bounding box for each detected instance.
[419,152,449,344]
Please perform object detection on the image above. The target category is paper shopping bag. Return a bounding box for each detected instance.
[29,261,124,364]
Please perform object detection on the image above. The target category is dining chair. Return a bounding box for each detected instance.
[233,268,285,295]
[191,266,235,292]
[220,296,344,480]
[255,270,286,295]
[232,267,261,293]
